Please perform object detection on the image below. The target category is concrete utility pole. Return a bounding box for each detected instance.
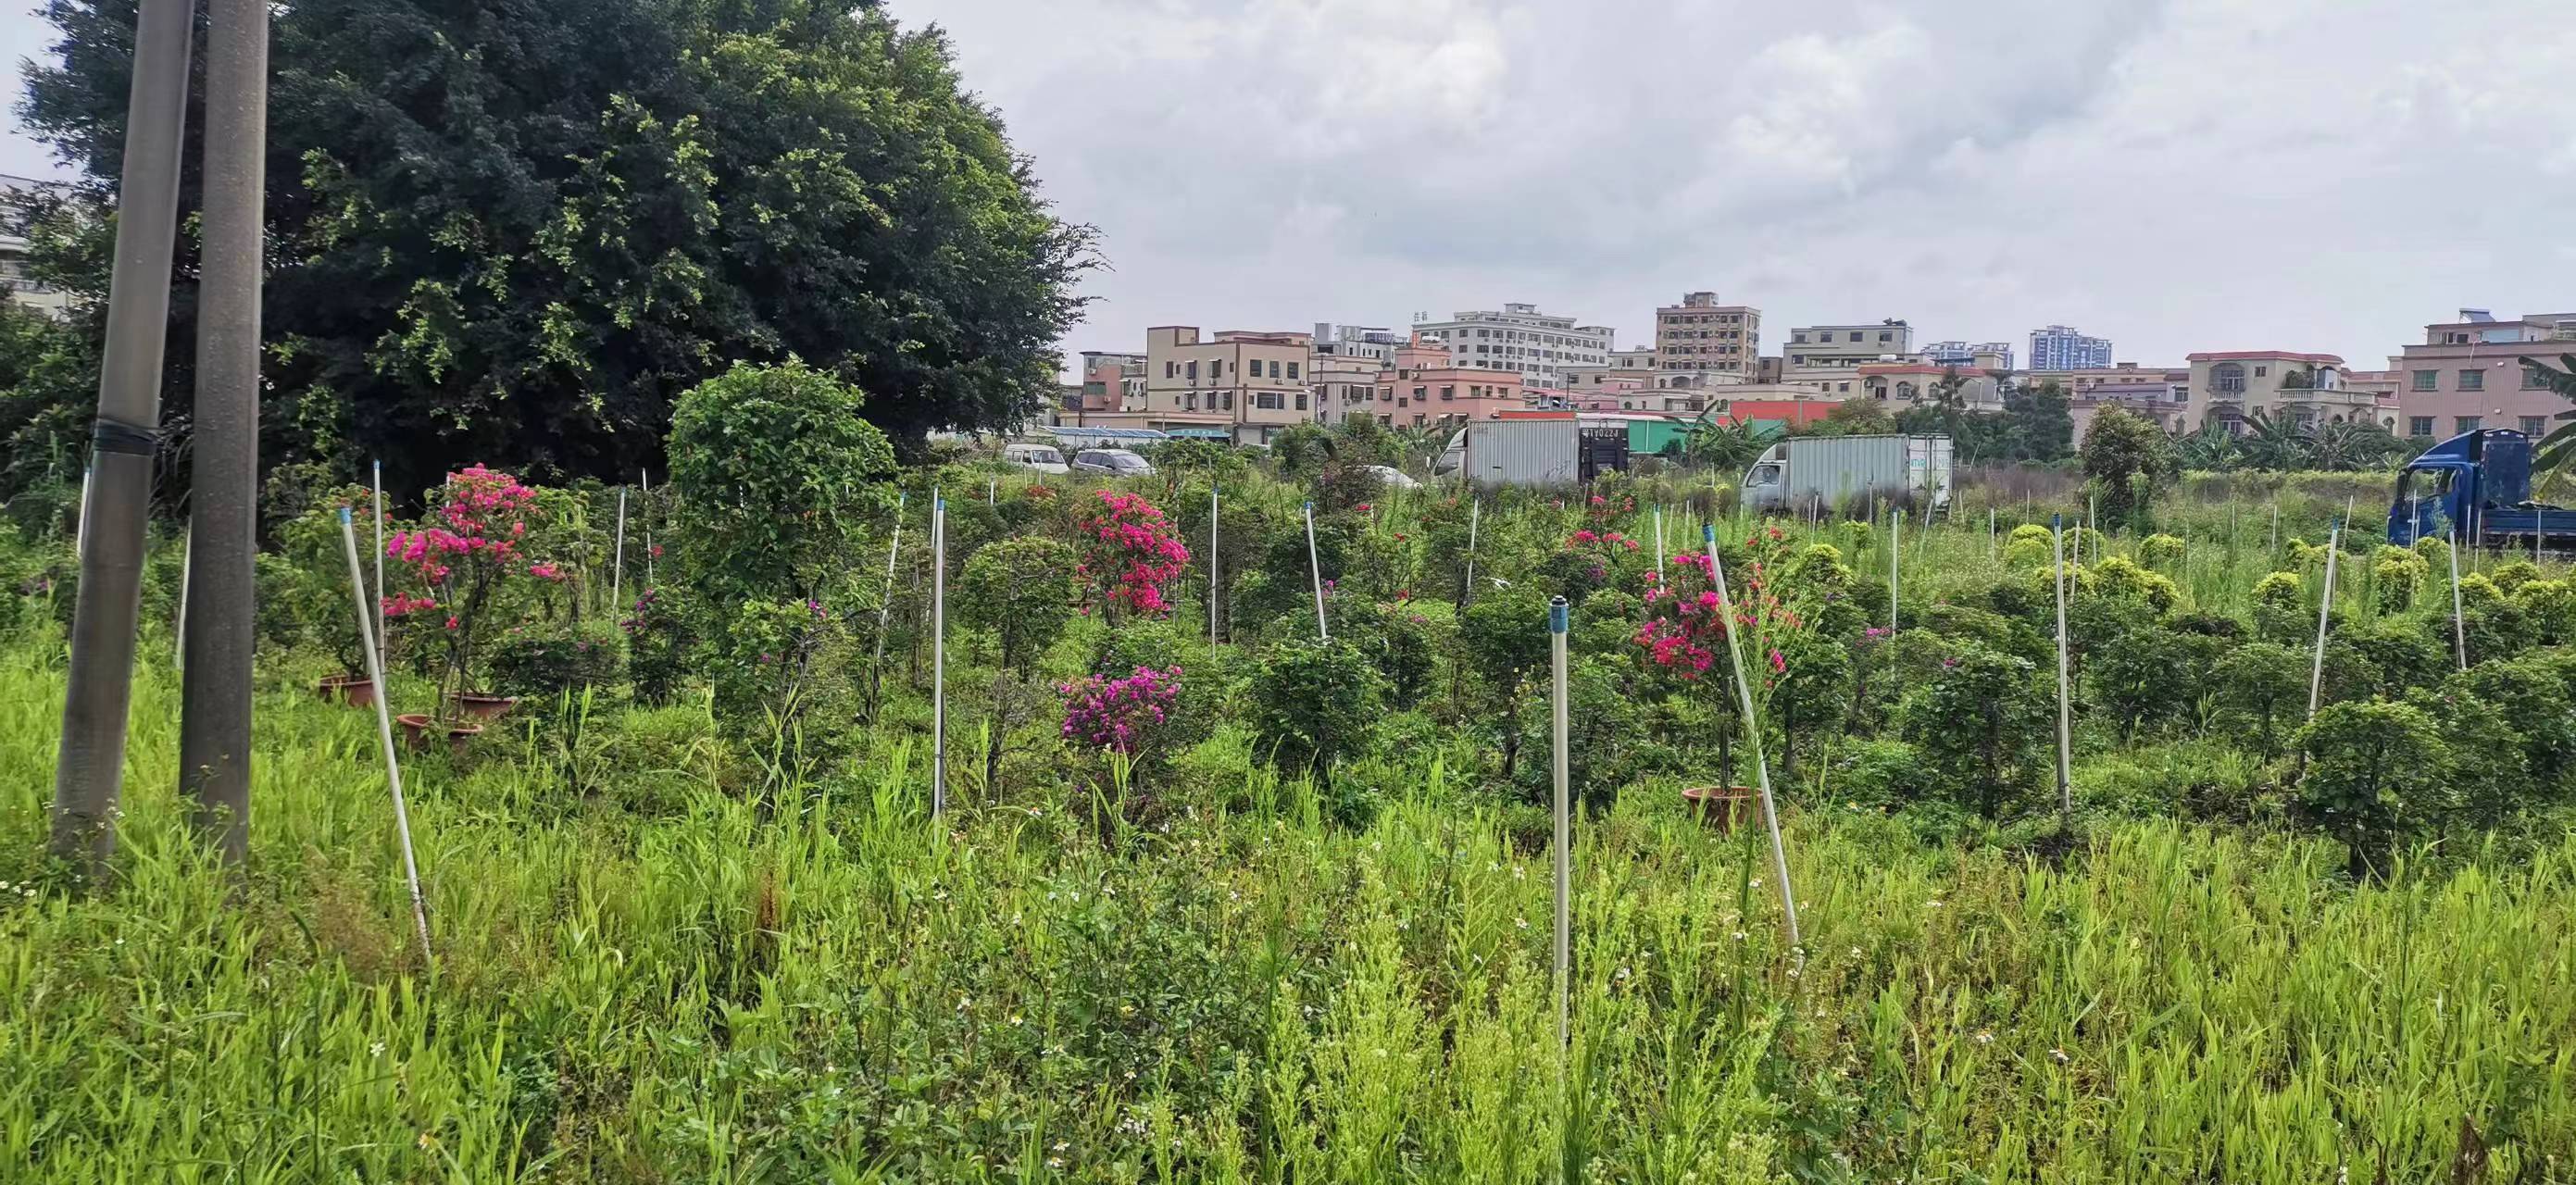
[50,0,197,880]
[178,0,270,867]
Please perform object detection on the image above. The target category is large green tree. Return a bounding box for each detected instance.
[18,0,1092,497]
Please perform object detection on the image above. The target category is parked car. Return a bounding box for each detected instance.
[1070,448,1156,478]
[1002,442,1069,474]
[1357,464,1421,490]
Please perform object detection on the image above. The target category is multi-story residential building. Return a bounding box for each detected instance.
[1782,319,1913,394]
[1411,303,1614,389]
[1311,322,1409,366]
[1920,340,2015,373]
[1072,351,1145,418]
[1143,326,1318,444]
[2030,325,2114,371]
[2070,380,2192,440]
[2039,363,2189,394]
[1651,292,1760,382]
[0,175,72,318]
[1857,363,2002,412]
[1755,356,1783,384]
[1371,338,1524,429]
[1307,353,1382,426]
[2185,350,2383,432]
[2387,308,2576,442]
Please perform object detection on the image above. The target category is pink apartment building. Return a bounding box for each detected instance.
[2387,308,2576,442]
[1372,338,1525,428]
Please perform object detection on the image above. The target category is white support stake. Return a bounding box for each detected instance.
[2449,526,2468,671]
[2307,518,2343,719]
[1988,507,1996,559]
[2087,493,2098,563]
[173,518,191,669]
[1547,595,1572,1059]
[932,493,947,817]
[1209,485,1220,644]
[610,487,628,613]
[370,459,384,651]
[2052,515,2072,825]
[1888,506,1901,631]
[1653,506,1664,576]
[869,493,906,705]
[641,469,655,586]
[1305,501,1329,641]
[338,507,432,966]
[1704,525,1802,952]
[1461,497,1482,607]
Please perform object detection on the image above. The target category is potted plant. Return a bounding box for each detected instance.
[273,484,388,706]
[384,464,552,743]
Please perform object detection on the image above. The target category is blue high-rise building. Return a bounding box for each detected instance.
[2030,325,2113,371]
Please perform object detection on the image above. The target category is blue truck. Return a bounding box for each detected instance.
[2387,428,2576,548]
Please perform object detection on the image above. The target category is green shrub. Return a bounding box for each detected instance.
[2211,641,2309,759]
[668,361,897,611]
[1818,738,1931,811]
[2294,699,2452,878]
[2138,533,2186,567]
[957,536,1080,673]
[487,618,628,703]
[1898,644,2054,820]
[1245,636,1381,785]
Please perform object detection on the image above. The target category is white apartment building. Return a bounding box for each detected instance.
[1311,322,1408,367]
[1411,302,1614,389]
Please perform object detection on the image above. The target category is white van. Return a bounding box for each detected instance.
[1002,442,1069,474]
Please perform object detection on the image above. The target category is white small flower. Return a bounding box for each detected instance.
[1925,899,1944,909]
[1732,930,1747,942]
[2049,1047,2071,1066]
[1973,1030,1994,1045]
[369,1041,387,1057]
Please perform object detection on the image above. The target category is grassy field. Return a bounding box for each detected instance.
[4,635,2572,1182]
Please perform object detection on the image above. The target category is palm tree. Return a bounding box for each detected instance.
[2236,409,2313,471]
[2521,355,2576,495]
[2179,422,2242,471]
[1689,418,1773,473]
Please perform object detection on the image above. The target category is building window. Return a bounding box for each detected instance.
[2408,416,2434,438]
[2458,368,2484,392]
[2457,416,2483,433]
[1286,361,1300,380]
[2528,365,2554,390]
[2522,416,2547,435]
[1184,360,1197,380]
[2253,366,2268,378]
[1184,393,1197,410]
[1294,392,1308,411]
[1878,332,1892,343]
[1412,386,1427,401]
[2211,363,2245,394]
[2412,369,2440,391]
[1255,393,1282,410]
[1441,385,1456,401]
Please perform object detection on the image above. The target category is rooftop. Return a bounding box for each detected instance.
[2186,351,2345,365]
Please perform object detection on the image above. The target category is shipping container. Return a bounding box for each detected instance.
[1462,419,1580,487]
[1738,434,1953,513]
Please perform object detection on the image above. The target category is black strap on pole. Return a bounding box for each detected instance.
[91,418,160,455]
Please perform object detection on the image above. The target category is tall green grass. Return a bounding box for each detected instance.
[3,638,2571,1180]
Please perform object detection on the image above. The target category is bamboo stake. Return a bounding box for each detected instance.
[1704,525,1801,951]
[371,458,384,650]
[932,493,947,817]
[1209,484,1220,644]
[1547,594,1572,1058]
[1305,501,1329,641]
[338,507,432,966]
[2449,525,2468,671]
[2307,517,2344,719]
[2053,514,2073,828]
[869,493,906,711]
[172,519,190,669]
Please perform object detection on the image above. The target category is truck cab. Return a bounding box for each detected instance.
[2388,428,2568,547]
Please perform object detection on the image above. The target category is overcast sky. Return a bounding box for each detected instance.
[9,0,2573,373]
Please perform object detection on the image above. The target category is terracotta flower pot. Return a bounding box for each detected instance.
[445,692,519,721]
[395,713,483,755]
[315,673,377,708]
[1682,786,1758,831]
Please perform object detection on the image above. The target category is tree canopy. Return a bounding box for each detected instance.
[16,0,1093,499]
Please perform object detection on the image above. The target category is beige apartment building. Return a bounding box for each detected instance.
[1371,339,1524,429]
[1653,292,1760,381]
[2386,308,2576,442]
[2185,351,2388,432]
[1783,319,1913,394]
[1307,353,1382,427]
[1143,326,1317,444]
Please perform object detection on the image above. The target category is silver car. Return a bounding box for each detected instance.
[1070,448,1156,477]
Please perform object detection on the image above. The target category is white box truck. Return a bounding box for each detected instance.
[1442,419,1579,487]
[1738,434,1952,513]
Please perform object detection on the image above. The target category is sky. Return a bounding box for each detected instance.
[7,0,2573,373]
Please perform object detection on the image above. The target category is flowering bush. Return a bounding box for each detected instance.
[1633,549,1800,681]
[1077,491,1191,617]
[383,465,551,708]
[1060,666,1182,756]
